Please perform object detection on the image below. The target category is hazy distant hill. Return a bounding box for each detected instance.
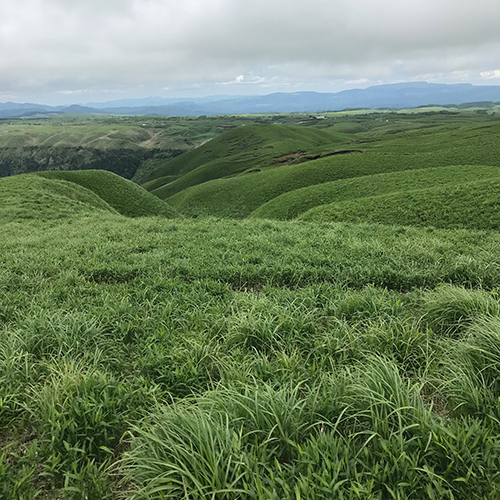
[2,82,500,118]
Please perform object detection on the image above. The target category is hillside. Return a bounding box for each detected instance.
[147,123,353,198]
[0,114,248,180]
[298,178,500,229]
[0,173,118,221]
[3,213,500,497]
[162,119,500,222]
[3,111,500,499]
[37,170,178,218]
[250,165,500,220]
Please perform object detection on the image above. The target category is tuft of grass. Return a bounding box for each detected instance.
[420,284,500,336]
[441,316,500,419]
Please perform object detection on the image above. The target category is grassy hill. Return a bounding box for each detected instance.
[141,174,181,191]
[148,124,354,198]
[3,213,500,498]
[251,164,500,220]
[0,173,119,221]
[299,177,500,229]
[161,120,500,221]
[37,170,178,218]
[4,111,500,499]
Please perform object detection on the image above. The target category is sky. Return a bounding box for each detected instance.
[1,0,500,105]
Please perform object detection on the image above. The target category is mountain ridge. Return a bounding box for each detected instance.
[2,82,500,118]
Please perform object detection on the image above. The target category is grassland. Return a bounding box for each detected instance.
[36,170,178,218]
[2,209,500,498]
[0,114,261,181]
[0,171,177,223]
[147,124,352,198]
[250,165,500,220]
[156,115,500,224]
[3,109,500,499]
[298,177,500,229]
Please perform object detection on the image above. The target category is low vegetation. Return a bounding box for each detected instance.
[2,109,500,498]
[2,208,500,498]
[148,124,352,198]
[299,177,500,229]
[162,120,500,221]
[36,170,178,218]
[251,164,500,220]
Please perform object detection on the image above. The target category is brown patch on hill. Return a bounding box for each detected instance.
[275,151,305,159]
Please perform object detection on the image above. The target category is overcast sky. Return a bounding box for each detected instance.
[2,0,500,105]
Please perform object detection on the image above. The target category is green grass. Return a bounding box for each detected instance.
[2,212,500,497]
[163,121,500,219]
[298,177,500,229]
[149,124,353,198]
[0,174,118,221]
[251,164,500,220]
[3,112,500,498]
[36,170,178,218]
[140,174,180,191]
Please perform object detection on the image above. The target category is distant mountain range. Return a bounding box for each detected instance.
[2,82,500,118]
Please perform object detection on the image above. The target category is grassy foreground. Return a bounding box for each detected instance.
[2,213,500,498]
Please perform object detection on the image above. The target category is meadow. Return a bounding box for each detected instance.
[152,115,500,223]
[2,108,500,498]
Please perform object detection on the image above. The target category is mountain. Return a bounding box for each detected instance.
[2,82,500,118]
[83,95,248,109]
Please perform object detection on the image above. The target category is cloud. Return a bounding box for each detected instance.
[2,0,500,103]
[481,70,500,79]
[220,74,266,86]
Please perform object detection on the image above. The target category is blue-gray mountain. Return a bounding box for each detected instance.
[2,82,500,118]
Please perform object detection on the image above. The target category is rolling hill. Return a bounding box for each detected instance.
[36,170,178,218]
[155,119,500,224]
[4,110,500,498]
[147,123,354,198]
[0,169,178,222]
[299,178,500,230]
[0,173,118,221]
[250,165,500,220]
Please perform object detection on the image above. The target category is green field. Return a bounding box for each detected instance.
[147,124,353,198]
[250,165,500,220]
[0,114,269,181]
[298,177,500,229]
[2,109,500,499]
[154,117,500,222]
[36,170,178,218]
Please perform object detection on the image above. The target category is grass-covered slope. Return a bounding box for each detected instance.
[37,169,178,218]
[141,174,180,191]
[164,121,500,219]
[3,216,500,498]
[0,173,118,221]
[251,165,500,220]
[148,124,353,198]
[299,178,500,229]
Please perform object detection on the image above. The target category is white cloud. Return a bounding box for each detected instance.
[480,70,500,79]
[1,0,500,103]
[345,78,370,85]
[220,74,266,86]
